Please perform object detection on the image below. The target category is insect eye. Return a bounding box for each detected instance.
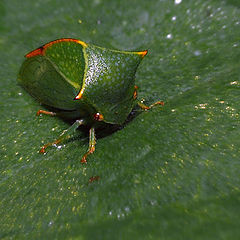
[94,113,104,121]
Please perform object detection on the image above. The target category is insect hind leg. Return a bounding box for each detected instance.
[138,100,164,110]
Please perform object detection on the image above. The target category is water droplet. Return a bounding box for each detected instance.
[122,20,127,26]
[150,199,157,205]
[48,221,53,227]
[175,0,182,5]
[194,50,201,56]
[124,206,130,212]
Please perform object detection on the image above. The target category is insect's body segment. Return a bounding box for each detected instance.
[18,38,162,163]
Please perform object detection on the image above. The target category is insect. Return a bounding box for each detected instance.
[18,38,163,163]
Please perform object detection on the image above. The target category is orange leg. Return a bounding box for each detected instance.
[81,127,96,163]
[133,85,139,100]
[36,110,56,116]
[39,139,61,154]
[89,176,100,183]
[133,85,164,110]
[138,100,164,110]
[39,119,84,153]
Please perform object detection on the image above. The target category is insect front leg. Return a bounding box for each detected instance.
[81,127,96,164]
[36,110,57,116]
[39,119,85,153]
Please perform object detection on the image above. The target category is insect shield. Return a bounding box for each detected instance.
[18,38,164,163]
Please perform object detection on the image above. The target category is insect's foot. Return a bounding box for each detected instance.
[138,100,165,111]
[81,156,87,164]
[89,176,100,183]
[39,146,46,154]
[153,101,164,107]
[36,110,57,116]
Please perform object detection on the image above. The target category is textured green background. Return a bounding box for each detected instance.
[1,0,240,239]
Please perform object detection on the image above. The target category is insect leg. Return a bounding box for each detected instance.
[133,85,138,100]
[39,119,85,153]
[81,127,96,163]
[138,100,164,111]
[133,86,164,110]
[36,110,56,116]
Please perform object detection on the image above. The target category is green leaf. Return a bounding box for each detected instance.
[1,0,240,239]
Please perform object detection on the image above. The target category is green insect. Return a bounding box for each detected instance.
[18,38,163,163]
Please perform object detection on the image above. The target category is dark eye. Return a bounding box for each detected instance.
[94,113,104,121]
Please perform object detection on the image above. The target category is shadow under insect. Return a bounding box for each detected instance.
[36,100,163,164]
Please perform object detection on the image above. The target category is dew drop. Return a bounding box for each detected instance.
[124,206,130,212]
[175,0,182,5]
[48,221,53,227]
[194,50,201,56]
